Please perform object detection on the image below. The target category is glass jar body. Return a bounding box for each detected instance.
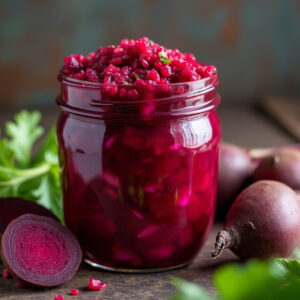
[57,78,221,272]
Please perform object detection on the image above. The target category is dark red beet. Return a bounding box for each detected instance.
[217,143,252,218]
[0,197,58,236]
[249,144,300,164]
[1,214,82,287]
[253,148,300,190]
[212,180,300,259]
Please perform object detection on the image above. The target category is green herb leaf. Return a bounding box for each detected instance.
[6,110,44,167]
[32,127,63,221]
[293,248,300,260]
[170,259,300,300]
[215,259,300,300]
[0,137,14,168]
[214,260,279,300]
[158,51,171,64]
[124,81,132,86]
[31,170,63,222]
[134,74,145,79]
[0,111,63,222]
[170,278,214,300]
[273,258,300,279]
[33,127,58,165]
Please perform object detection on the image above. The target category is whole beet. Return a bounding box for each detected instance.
[217,143,252,218]
[212,180,300,260]
[253,148,300,190]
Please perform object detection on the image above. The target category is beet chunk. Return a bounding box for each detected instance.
[1,214,82,287]
[0,197,58,236]
[71,288,79,296]
[2,268,11,279]
[212,180,300,260]
[217,143,252,218]
[253,148,300,190]
[87,278,106,291]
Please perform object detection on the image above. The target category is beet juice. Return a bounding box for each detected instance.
[57,37,221,272]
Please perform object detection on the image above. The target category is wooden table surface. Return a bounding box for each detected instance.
[0,225,237,300]
[0,105,296,299]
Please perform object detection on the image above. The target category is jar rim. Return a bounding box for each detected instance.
[57,72,220,119]
[58,72,218,89]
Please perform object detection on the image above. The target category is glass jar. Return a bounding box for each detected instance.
[56,74,221,272]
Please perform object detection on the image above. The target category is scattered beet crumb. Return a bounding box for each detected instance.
[16,282,25,288]
[71,288,80,296]
[2,268,11,279]
[54,295,64,300]
[88,277,106,291]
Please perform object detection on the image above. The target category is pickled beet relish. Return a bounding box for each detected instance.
[62,37,216,100]
[58,38,220,270]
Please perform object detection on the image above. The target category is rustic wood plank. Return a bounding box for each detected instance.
[261,96,300,141]
[0,224,237,300]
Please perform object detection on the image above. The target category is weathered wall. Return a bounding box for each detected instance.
[0,0,299,108]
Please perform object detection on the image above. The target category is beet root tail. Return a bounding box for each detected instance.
[211,229,235,259]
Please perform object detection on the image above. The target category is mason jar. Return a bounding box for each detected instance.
[56,74,221,272]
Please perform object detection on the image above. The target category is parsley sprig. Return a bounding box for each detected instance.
[158,51,171,64]
[170,258,300,300]
[0,111,63,222]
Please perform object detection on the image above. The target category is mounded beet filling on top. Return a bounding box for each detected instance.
[62,37,216,100]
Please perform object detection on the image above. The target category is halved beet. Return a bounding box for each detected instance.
[1,214,82,287]
[0,197,58,236]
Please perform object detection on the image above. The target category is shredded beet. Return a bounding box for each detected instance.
[2,268,11,279]
[54,295,64,300]
[1,214,82,287]
[87,278,106,291]
[61,37,216,100]
[16,282,25,288]
[71,288,79,296]
[0,197,58,235]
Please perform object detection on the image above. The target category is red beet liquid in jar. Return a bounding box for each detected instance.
[56,38,221,272]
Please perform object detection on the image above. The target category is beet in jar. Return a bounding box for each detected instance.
[57,38,221,272]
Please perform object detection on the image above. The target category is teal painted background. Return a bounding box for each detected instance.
[0,0,299,107]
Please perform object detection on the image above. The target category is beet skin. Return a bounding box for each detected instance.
[217,143,252,218]
[212,180,300,259]
[1,214,82,287]
[0,197,58,236]
[253,148,300,190]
